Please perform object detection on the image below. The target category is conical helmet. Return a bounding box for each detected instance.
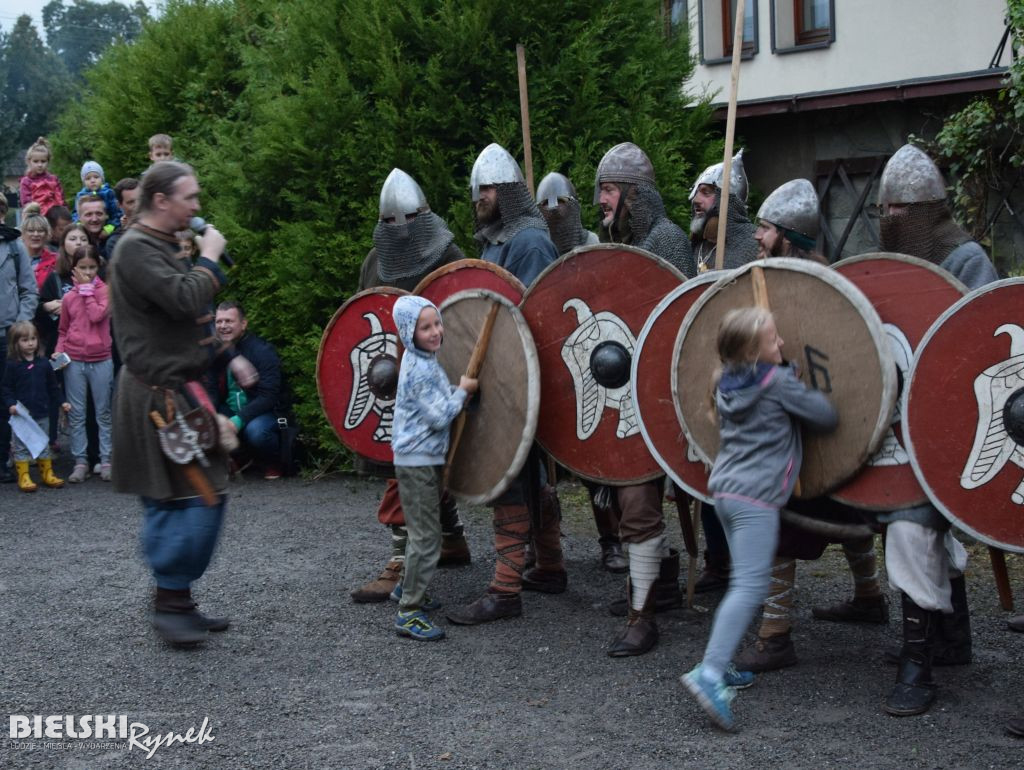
[536,172,577,209]
[470,143,525,202]
[688,149,748,203]
[378,168,428,224]
[593,142,656,204]
[878,144,946,206]
[756,179,819,240]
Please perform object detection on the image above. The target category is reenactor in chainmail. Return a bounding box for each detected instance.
[595,142,696,277]
[446,143,563,626]
[871,144,995,718]
[689,149,760,272]
[536,171,626,575]
[590,141,688,657]
[536,172,600,256]
[734,179,885,676]
[351,168,470,605]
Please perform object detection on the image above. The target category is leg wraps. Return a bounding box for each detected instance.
[390,525,408,562]
[627,535,667,611]
[439,489,464,537]
[759,557,796,638]
[843,535,882,598]
[376,479,406,526]
[490,504,530,593]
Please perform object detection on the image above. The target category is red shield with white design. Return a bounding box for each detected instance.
[904,277,1024,553]
[317,288,405,463]
[831,253,967,510]
[633,273,719,503]
[414,258,525,307]
[520,244,686,484]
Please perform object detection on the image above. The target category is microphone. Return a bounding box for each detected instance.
[189,216,234,267]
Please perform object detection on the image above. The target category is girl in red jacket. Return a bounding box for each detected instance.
[19,137,66,216]
[55,245,112,483]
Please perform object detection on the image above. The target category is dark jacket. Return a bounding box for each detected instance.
[2,356,63,419]
[209,332,284,426]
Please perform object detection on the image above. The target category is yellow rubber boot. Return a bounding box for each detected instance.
[16,461,38,493]
[38,458,65,488]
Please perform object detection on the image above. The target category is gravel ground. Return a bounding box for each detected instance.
[1,465,1022,770]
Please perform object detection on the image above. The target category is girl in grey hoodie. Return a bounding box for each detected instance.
[389,295,477,641]
[682,307,837,730]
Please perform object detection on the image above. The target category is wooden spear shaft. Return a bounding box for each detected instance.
[688,0,748,607]
[713,0,746,271]
[516,43,535,196]
[444,302,501,487]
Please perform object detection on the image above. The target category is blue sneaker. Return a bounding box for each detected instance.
[681,665,736,730]
[390,583,441,611]
[394,610,446,641]
[724,665,755,690]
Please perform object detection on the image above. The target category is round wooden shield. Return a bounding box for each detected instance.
[904,277,1024,553]
[830,253,967,510]
[632,273,720,504]
[414,258,525,307]
[520,244,686,484]
[436,289,540,503]
[673,258,896,499]
[317,288,406,463]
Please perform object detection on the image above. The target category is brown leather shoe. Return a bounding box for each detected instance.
[521,567,568,594]
[607,608,658,657]
[446,590,522,625]
[438,534,472,568]
[350,559,402,603]
[694,568,729,593]
[812,594,889,624]
[733,632,798,672]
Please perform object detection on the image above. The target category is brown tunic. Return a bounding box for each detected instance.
[108,225,229,500]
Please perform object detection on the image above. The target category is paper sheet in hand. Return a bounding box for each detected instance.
[9,402,49,458]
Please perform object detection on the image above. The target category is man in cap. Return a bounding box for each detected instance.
[351,168,472,604]
[690,149,759,272]
[446,144,563,625]
[595,142,695,277]
[872,144,996,717]
[536,171,626,574]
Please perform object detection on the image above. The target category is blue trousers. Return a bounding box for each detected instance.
[141,496,226,590]
[240,412,280,463]
[701,495,780,675]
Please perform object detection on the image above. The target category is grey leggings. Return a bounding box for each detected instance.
[701,495,780,675]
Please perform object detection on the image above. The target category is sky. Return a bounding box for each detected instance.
[0,0,155,35]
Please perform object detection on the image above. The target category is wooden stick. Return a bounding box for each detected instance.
[989,546,1014,611]
[686,502,702,609]
[714,0,746,271]
[444,302,501,486]
[149,410,217,506]
[516,43,535,196]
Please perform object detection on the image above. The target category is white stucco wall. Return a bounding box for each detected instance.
[689,0,1011,104]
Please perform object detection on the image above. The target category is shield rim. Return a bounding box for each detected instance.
[316,286,407,460]
[412,258,526,303]
[829,251,967,510]
[521,243,686,485]
[903,276,1024,554]
[672,257,897,498]
[632,272,720,504]
[438,287,540,504]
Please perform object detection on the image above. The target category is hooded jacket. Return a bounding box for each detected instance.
[708,362,838,508]
[390,295,467,466]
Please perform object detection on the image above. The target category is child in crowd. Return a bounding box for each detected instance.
[148,133,174,163]
[2,321,70,492]
[681,307,838,731]
[55,244,113,483]
[390,295,477,641]
[19,137,65,216]
[73,162,121,230]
